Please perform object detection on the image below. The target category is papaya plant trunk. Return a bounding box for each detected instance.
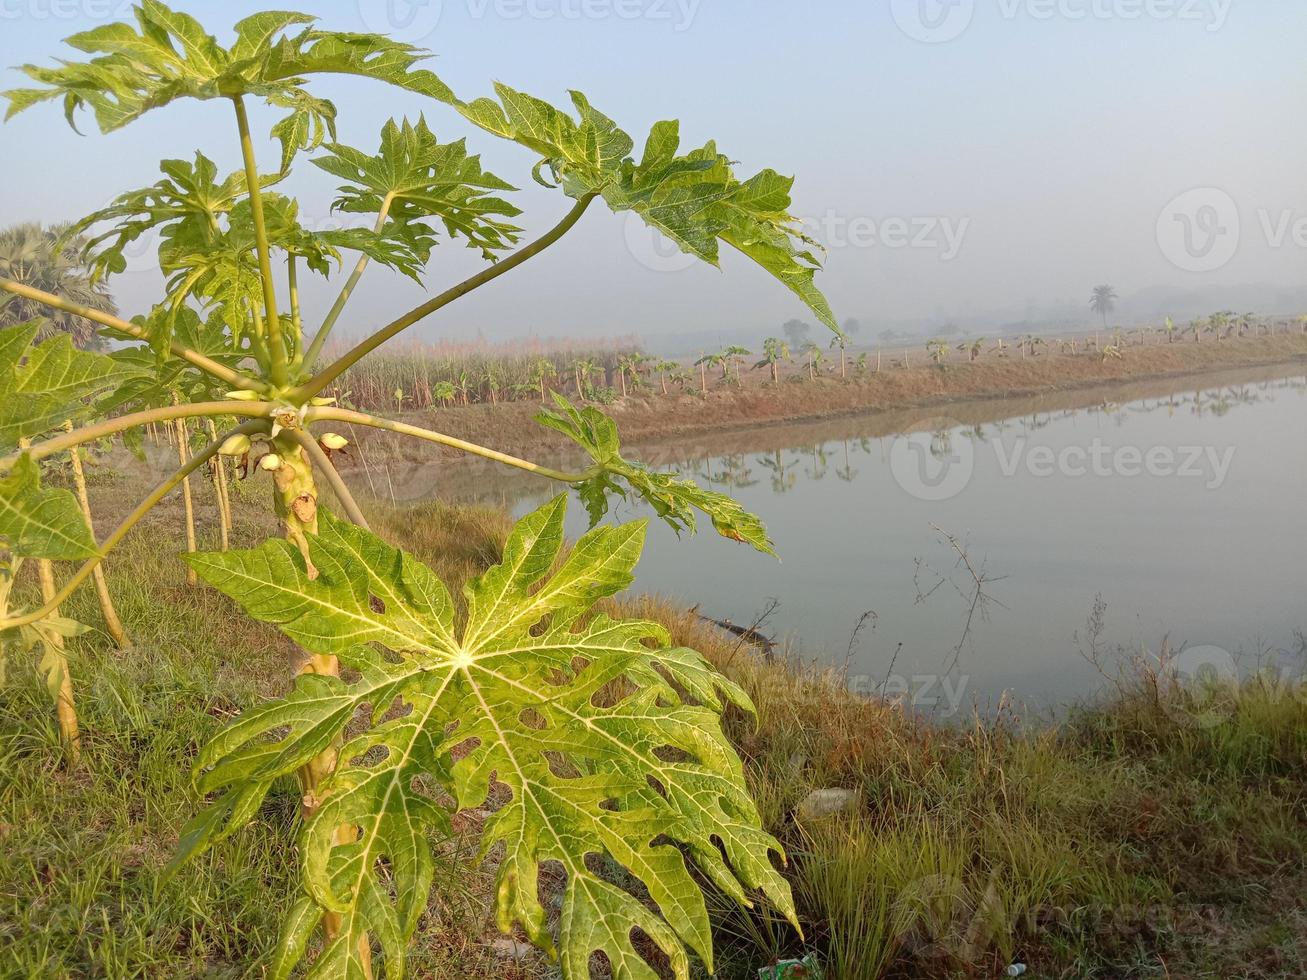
[173,402,198,586]
[17,435,83,763]
[37,559,81,765]
[206,419,232,552]
[63,421,127,648]
[269,436,372,971]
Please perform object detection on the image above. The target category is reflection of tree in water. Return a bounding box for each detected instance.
[1018,412,1052,433]
[803,443,829,480]
[836,440,858,483]
[362,371,1307,510]
[930,429,954,462]
[757,450,799,494]
[703,453,758,490]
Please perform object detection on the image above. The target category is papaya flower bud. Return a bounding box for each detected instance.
[309,396,337,406]
[259,453,283,472]
[320,432,348,450]
[224,389,262,401]
[218,434,252,456]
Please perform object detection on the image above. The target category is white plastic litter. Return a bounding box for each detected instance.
[1006,965,1028,977]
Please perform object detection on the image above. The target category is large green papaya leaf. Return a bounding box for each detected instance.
[0,320,141,452]
[2,3,452,170]
[445,89,836,329]
[0,455,96,561]
[178,498,794,978]
[4,3,835,330]
[537,394,776,556]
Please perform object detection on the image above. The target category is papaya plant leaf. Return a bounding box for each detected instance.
[0,455,97,560]
[98,308,246,413]
[0,320,143,451]
[312,116,522,264]
[2,2,452,171]
[62,151,272,284]
[178,499,794,978]
[444,88,836,329]
[536,395,776,556]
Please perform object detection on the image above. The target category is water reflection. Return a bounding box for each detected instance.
[354,366,1307,715]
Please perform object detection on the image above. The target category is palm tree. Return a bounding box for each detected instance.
[1089,284,1117,331]
[0,222,116,349]
[754,337,790,383]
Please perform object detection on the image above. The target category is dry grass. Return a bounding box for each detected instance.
[2,476,1304,978]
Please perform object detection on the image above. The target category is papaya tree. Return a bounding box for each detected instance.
[828,329,849,379]
[754,336,790,383]
[0,4,837,977]
[722,345,751,384]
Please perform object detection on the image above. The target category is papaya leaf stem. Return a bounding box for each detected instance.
[293,192,597,402]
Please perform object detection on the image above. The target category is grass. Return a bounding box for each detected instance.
[2,482,1305,978]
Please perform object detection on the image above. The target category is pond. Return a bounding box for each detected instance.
[372,364,1307,719]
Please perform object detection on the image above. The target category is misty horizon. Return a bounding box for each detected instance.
[3,1,1304,345]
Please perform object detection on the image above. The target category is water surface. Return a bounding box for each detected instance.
[373,365,1307,716]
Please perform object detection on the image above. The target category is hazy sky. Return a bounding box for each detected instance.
[2,0,1305,343]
